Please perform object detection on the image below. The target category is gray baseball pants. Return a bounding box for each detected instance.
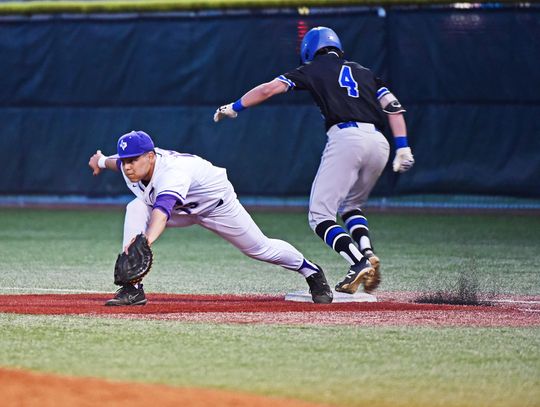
[308,122,390,229]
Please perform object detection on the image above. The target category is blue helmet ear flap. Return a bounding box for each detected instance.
[300,29,320,64]
[300,27,342,64]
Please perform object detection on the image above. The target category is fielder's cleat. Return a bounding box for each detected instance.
[105,284,147,306]
[306,269,333,304]
[335,257,376,294]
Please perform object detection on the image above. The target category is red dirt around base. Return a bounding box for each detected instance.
[0,292,538,326]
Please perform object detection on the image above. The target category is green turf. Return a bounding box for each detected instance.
[0,208,538,295]
[0,314,538,407]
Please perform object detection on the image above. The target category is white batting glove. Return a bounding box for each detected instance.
[392,147,415,173]
[213,103,238,122]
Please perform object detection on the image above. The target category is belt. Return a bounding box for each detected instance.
[336,121,380,133]
[337,121,358,129]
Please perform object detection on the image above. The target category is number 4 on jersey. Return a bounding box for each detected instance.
[338,65,359,98]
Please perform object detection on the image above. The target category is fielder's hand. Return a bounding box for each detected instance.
[88,150,104,176]
[392,147,415,173]
[213,103,238,122]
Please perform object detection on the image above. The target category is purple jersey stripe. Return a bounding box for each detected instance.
[158,190,185,201]
[153,194,182,219]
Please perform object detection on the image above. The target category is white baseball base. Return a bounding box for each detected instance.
[285,289,377,303]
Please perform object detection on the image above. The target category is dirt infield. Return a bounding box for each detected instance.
[1,367,330,407]
[0,292,538,326]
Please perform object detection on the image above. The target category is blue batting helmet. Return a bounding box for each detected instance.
[300,27,343,64]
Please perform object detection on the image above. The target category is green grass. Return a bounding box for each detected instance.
[0,208,538,295]
[1,208,539,406]
[1,314,539,407]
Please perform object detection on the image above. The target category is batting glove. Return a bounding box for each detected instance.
[213,103,238,122]
[392,147,415,173]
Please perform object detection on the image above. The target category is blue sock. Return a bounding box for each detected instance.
[315,220,363,265]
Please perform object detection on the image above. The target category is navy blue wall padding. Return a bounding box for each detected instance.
[1,7,539,197]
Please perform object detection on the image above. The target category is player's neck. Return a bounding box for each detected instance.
[142,157,156,183]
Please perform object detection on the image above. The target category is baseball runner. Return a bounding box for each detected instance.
[214,27,414,295]
[88,130,333,305]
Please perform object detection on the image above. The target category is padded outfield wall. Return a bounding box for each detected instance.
[1,4,539,198]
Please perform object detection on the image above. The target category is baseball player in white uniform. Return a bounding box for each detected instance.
[89,130,333,305]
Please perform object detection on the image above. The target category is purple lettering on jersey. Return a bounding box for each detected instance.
[164,149,196,158]
[174,201,199,214]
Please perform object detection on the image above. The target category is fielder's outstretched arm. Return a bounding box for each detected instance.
[145,209,168,246]
[214,79,288,122]
[122,208,167,253]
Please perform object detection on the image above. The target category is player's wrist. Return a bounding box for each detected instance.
[97,155,109,169]
[232,99,246,112]
[394,136,408,150]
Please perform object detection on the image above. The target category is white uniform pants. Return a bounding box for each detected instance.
[123,182,305,271]
[308,123,390,229]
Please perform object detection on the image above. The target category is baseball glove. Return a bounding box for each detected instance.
[114,234,153,286]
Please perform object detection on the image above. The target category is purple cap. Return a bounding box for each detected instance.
[115,130,155,159]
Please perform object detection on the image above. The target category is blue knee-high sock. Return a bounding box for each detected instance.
[315,220,363,265]
[341,209,374,256]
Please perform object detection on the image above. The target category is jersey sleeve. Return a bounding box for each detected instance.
[153,194,177,220]
[277,66,309,91]
[374,76,400,103]
[153,169,191,216]
[374,77,391,100]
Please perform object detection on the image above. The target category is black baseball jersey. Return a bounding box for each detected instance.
[279,53,389,131]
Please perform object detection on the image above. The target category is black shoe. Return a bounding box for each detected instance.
[306,269,333,304]
[105,284,147,306]
[335,257,375,294]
